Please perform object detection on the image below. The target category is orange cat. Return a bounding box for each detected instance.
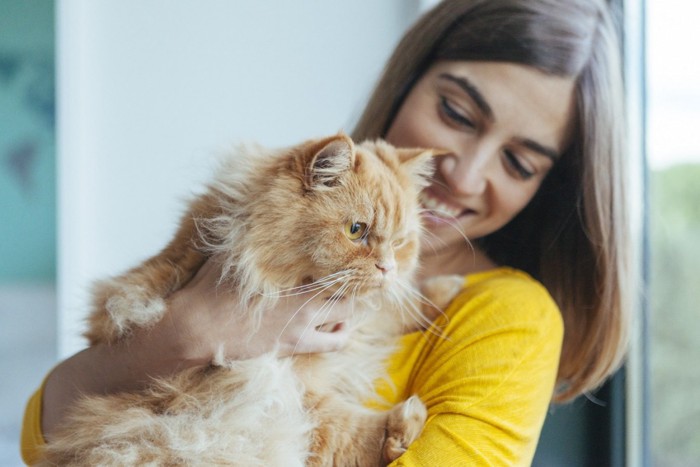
[42,134,462,466]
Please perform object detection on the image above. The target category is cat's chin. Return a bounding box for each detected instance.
[376,278,400,292]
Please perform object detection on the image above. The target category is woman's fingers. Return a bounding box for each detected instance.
[173,256,358,359]
[277,324,351,356]
[270,290,356,356]
[284,291,355,326]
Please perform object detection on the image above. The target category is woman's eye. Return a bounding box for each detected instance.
[344,221,368,241]
[440,97,475,129]
[504,150,535,180]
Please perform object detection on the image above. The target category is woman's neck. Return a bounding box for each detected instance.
[418,241,498,282]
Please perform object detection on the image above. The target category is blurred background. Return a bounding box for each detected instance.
[0,1,697,465]
[1,2,56,464]
[646,0,700,464]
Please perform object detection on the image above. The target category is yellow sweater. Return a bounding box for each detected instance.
[21,267,562,466]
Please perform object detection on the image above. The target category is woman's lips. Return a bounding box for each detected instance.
[420,191,475,220]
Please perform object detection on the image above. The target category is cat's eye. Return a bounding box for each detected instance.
[344,221,368,241]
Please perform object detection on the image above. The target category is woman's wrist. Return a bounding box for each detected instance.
[41,308,207,440]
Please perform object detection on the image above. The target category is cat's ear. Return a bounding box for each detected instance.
[305,134,355,190]
[397,148,448,188]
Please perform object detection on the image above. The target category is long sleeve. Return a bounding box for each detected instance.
[379,268,563,466]
[21,384,45,465]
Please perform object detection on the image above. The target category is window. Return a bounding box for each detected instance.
[648,0,700,464]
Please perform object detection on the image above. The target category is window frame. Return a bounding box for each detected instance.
[620,0,650,464]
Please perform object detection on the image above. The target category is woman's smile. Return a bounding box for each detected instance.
[420,188,476,222]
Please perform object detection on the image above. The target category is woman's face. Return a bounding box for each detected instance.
[385,61,576,254]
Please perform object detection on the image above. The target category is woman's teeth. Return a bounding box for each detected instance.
[421,193,464,218]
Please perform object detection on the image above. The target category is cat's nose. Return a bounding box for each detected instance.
[375,260,395,274]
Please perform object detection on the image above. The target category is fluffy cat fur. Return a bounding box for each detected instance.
[41,134,463,466]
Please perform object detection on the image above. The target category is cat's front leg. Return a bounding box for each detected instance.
[87,278,169,343]
[304,392,427,467]
[381,395,428,464]
[85,203,211,344]
[86,246,206,344]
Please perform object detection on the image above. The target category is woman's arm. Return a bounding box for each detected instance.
[38,259,352,441]
[381,269,564,466]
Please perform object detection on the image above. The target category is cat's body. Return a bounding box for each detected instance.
[42,134,462,466]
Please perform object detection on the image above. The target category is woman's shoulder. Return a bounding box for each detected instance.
[463,267,558,310]
[467,265,550,292]
[441,267,563,340]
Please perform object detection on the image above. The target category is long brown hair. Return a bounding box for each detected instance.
[353,0,631,402]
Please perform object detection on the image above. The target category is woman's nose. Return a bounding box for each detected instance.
[441,152,489,196]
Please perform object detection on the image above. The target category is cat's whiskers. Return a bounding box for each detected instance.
[330,281,353,314]
[270,272,351,296]
[387,282,419,329]
[384,283,411,331]
[394,279,450,340]
[291,280,353,355]
[419,227,449,256]
[263,271,353,298]
[418,207,474,253]
[318,281,352,322]
[428,179,452,193]
[349,282,359,319]
[276,277,347,345]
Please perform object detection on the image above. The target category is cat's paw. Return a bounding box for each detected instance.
[94,279,166,339]
[382,395,428,463]
[420,274,464,320]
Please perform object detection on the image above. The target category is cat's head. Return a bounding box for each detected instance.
[243,133,436,302]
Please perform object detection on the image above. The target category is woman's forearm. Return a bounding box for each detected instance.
[40,259,352,440]
[41,315,203,440]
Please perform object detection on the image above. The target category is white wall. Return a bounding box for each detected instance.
[56,0,419,356]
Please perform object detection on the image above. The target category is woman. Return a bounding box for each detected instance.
[22,0,631,464]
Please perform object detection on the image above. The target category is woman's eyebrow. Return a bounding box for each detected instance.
[437,72,561,161]
[438,73,493,121]
[516,138,561,161]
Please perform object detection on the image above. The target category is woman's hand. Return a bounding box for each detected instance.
[42,258,352,439]
[167,258,353,364]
